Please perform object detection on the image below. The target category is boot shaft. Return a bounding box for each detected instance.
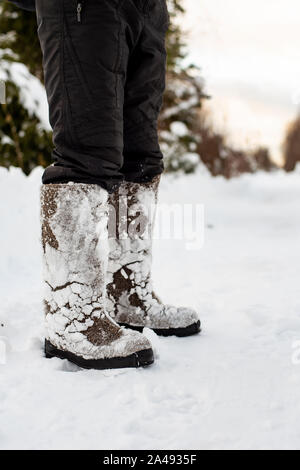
[41,183,122,356]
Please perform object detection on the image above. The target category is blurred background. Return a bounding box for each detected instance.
[0,0,300,177]
[183,0,300,168]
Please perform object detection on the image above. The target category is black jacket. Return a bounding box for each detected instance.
[9,1,36,11]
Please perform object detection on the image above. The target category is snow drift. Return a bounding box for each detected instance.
[0,165,300,450]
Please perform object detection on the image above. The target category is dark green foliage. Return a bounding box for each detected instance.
[0,79,52,173]
[0,1,51,173]
[159,0,208,173]
[0,2,43,80]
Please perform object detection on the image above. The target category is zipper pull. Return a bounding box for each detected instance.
[77,2,83,23]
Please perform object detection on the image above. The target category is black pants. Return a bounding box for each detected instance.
[36,0,168,192]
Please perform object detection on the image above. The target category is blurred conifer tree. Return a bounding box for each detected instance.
[0,2,52,173]
[160,0,208,173]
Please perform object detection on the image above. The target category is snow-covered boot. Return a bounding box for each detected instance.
[41,183,154,369]
[106,176,201,337]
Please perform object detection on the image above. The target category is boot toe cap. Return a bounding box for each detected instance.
[116,328,153,356]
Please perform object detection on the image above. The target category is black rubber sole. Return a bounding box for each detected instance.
[119,320,201,338]
[45,339,154,370]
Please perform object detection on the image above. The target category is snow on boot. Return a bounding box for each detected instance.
[106,176,201,337]
[41,183,154,369]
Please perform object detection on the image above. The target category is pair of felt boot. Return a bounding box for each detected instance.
[42,177,201,369]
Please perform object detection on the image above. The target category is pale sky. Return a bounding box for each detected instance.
[182,0,300,163]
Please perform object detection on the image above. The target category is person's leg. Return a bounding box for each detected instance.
[121,0,167,182]
[106,1,201,337]
[107,177,201,337]
[36,0,141,192]
[37,0,154,368]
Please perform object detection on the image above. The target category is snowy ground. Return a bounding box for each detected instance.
[0,166,300,450]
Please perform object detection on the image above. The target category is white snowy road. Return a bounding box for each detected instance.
[0,166,300,450]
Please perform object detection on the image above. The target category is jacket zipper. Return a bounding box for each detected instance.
[77,1,84,23]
